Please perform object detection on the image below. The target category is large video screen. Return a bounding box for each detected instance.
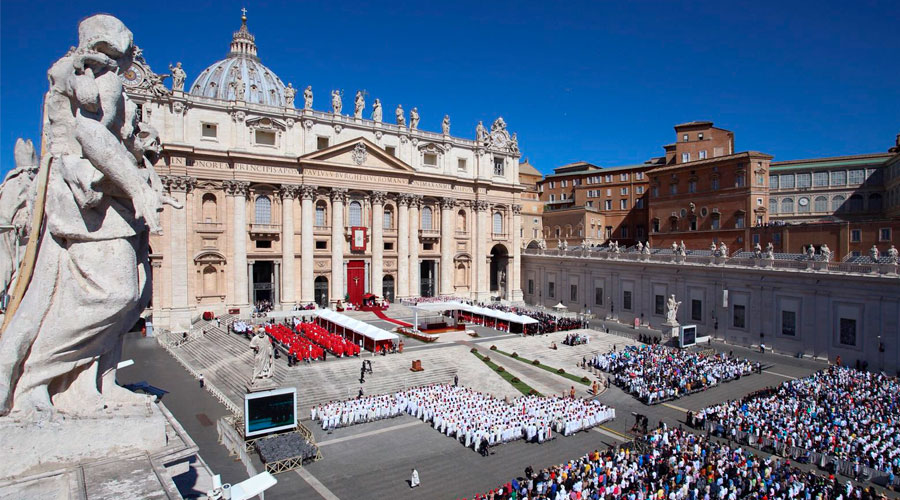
[244,387,297,438]
[680,325,697,347]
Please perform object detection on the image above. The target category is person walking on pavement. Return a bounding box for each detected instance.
[454,374,459,386]
[410,468,420,488]
[199,373,204,388]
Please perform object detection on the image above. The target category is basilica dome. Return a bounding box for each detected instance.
[189,13,287,107]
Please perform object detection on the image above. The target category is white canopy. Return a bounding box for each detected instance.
[414,301,538,325]
[552,302,568,311]
[312,309,399,342]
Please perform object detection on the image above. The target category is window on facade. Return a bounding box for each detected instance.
[869,193,883,212]
[384,241,394,250]
[848,169,865,184]
[423,242,434,251]
[570,285,577,302]
[349,201,362,227]
[780,174,795,189]
[691,299,702,321]
[798,197,810,213]
[315,240,327,250]
[850,229,861,242]
[605,226,612,238]
[636,226,644,240]
[652,186,659,198]
[880,228,892,241]
[201,193,217,222]
[549,181,556,189]
[733,304,746,328]
[782,310,796,336]
[699,150,707,160]
[594,287,603,306]
[636,172,644,180]
[682,152,690,163]
[797,173,811,188]
[848,194,863,212]
[549,195,555,202]
[831,195,845,211]
[682,134,689,142]
[839,317,856,346]
[689,218,697,231]
[623,291,632,311]
[255,196,272,224]
[493,158,505,176]
[814,171,828,187]
[769,198,778,214]
[423,153,438,167]
[769,175,779,189]
[527,280,534,295]
[735,215,745,228]
[711,177,719,191]
[202,123,218,138]
[831,170,846,185]
[620,226,628,238]
[385,146,396,157]
[604,200,612,210]
[383,208,394,229]
[619,199,627,210]
[620,187,628,195]
[315,202,327,226]
[688,180,697,193]
[422,206,433,230]
[654,295,664,315]
[781,198,794,213]
[698,133,704,140]
[548,282,555,298]
[457,158,467,171]
[252,130,275,146]
[574,178,582,186]
[635,198,644,209]
[636,186,644,195]
[735,175,745,188]
[652,219,660,233]
[316,136,329,150]
[814,196,827,212]
[492,212,503,234]
[773,233,781,244]
[561,180,568,187]
[670,184,678,195]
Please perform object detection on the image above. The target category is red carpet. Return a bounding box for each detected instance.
[370,309,413,328]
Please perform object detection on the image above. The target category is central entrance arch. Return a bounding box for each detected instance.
[314,276,328,307]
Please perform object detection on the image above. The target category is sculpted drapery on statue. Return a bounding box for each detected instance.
[168,62,186,91]
[410,107,420,130]
[303,85,313,110]
[0,139,38,311]
[665,295,681,326]
[284,82,296,107]
[331,89,342,114]
[0,14,180,418]
[354,90,365,119]
[371,98,383,122]
[396,105,405,126]
[249,329,275,384]
[442,115,451,135]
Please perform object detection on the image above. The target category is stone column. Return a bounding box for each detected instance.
[397,194,410,298]
[279,185,299,309]
[247,261,254,305]
[330,188,347,303]
[511,204,523,301]
[299,185,317,304]
[224,180,250,309]
[371,191,386,299]
[474,200,490,302]
[163,176,195,331]
[440,197,455,296]
[273,261,281,305]
[408,195,422,298]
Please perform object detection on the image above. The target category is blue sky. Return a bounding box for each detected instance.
[2,0,898,177]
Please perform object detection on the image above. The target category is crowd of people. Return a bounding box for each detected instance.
[467,425,887,500]
[265,323,324,363]
[254,299,274,313]
[312,384,614,453]
[299,322,361,358]
[484,303,588,335]
[562,332,590,346]
[694,366,900,476]
[592,345,757,404]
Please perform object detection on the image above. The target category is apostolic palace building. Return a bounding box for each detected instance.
[126,14,524,331]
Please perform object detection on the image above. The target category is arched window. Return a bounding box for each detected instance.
[769,198,778,214]
[383,206,394,229]
[814,196,828,212]
[493,212,503,234]
[831,195,845,212]
[781,198,794,214]
[798,197,810,213]
[315,201,327,227]
[848,194,863,212]
[868,193,882,211]
[422,206,433,230]
[202,193,217,222]
[456,210,467,232]
[349,200,362,227]
[255,195,271,224]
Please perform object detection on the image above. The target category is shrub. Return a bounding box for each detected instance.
[529,389,540,395]
[490,345,497,350]
[511,352,519,358]
[470,348,478,353]
[511,377,520,383]
[580,376,590,383]
[497,366,505,373]
[532,359,541,366]
[557,368,566,374]
[483,357,491,363]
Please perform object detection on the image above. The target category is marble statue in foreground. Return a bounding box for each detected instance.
[0,14,178,420]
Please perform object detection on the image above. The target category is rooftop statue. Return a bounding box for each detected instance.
[442,115,450,135]
[410,107,420,130]
[354,90,365,119]
[168,61,186,91]
[396,104,405,126]
[331,89,342,114]
[372,98,382,122]
[284,82,296,108]
[0,14,180,418]
[303,85,313,109]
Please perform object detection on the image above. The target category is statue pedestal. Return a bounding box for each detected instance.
[0,402,166,480]
[663,321,680,339]
[246,379,278,393]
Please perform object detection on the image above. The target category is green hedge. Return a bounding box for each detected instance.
[492,348,590,386]
[471,350,542,396]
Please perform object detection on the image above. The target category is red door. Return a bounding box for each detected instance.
[347,260,365,305]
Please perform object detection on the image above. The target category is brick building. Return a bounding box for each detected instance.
[518,158,544,247]
[648,122,772,250]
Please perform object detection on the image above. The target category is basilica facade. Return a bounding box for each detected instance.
[125,14,523,331]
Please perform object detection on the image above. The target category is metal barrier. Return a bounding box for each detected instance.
[218,416,257,478]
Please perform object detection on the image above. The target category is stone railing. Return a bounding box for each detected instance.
[522,247,900,278]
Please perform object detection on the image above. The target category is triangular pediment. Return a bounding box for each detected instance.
[300,137,415,172]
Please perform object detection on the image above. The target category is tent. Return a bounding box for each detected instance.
[413,301,538,334]
[552,302,568,311]
[311,309,399,352]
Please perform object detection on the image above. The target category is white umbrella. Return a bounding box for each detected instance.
[552,302,568,311]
